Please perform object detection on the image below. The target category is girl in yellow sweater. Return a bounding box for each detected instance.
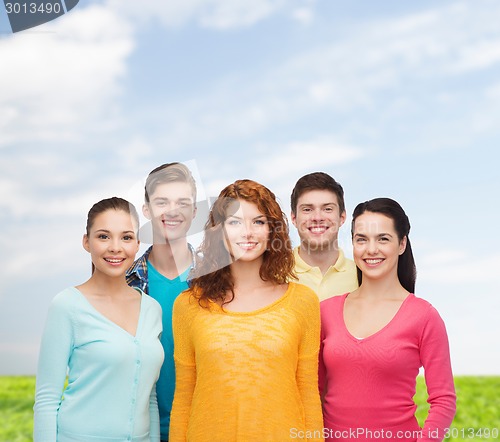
[169,179,324,442]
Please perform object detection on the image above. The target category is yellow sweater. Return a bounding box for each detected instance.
[170,282,324,442]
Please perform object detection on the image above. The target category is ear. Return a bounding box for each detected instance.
[82,234,90,253]
[290,211,297,228]
[339,210,347,228]
[142,203,152,220]
[399,236,407,255]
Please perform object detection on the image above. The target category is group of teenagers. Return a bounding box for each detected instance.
[33,163,457,442]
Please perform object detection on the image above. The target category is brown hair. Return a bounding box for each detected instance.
[190,179,295,306]
[144,162,197,204]
[290,172,345,215]
[86,197,139,235]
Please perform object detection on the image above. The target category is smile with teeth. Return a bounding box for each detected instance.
[364,258,384,265]
[163,219,182,227]
[237,242,258,250]
[309,226,327,234]
[104,258,125,264]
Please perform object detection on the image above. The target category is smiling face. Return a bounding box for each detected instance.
[352,211,407,283]
[83,209,140,278]
[291,189,346,252]
[143,181,197,244]
[223,199,270,264]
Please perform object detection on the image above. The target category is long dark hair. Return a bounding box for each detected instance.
[351,198,416,293]
[190,179,295,306]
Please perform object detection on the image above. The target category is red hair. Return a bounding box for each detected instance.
[190,179,295,306]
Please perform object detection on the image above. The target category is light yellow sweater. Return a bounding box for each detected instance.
[170,282,324,442]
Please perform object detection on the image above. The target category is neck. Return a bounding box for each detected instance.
[299,242,340,275]
[84,271,130,297]
[149,240,192,279]
[357,274,407,299]
[229,258,268,294]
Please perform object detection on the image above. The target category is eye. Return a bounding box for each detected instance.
[355,237,366,243]
[302,207,312,213]
[324,207,333,212]
[227,219,240,226]
[123,235,134,241]
[379,236,389,242]
[254,219,267,225]
[98,234,109,240]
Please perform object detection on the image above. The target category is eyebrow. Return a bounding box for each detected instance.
[94,229,135,234]
[227,215,267,220]
[353,232,394,237]
[299,202,338,207]
[153,197,192,202]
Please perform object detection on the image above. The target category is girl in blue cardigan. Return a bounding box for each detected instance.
[34,197,164,442]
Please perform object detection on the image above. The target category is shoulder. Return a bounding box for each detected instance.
[173,288,200,312]
[43,287,81,326]
[337,248,357,270]
[320,292,345,313]
[50,287,79,310]
[406,294,438,316]
[289,282,319,304]
[140,290,162,311]
[403,294,447,332]
[287,283,320,322]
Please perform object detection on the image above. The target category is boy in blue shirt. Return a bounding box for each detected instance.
[127,162,197,442]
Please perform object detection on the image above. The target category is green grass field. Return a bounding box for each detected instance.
[1,376,498,441]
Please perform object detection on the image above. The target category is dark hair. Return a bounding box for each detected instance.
[190,179,295,306]
[290,172,345,215]
[86,197,140,273]
[86,197,139,235]
[144,162,197,204]
[351,198,416,293]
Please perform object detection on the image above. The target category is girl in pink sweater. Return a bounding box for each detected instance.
[319,198,456,442]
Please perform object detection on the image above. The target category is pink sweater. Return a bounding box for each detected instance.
[319,293,456,442]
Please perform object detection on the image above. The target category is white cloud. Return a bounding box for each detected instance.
[200,0,285,29]
[419,249,500,284]
[106,0,286,30]
[291,7,314,26]
[259,138,364,178]
[0,4,133,147]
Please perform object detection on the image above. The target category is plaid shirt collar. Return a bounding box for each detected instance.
[126,244,195,294]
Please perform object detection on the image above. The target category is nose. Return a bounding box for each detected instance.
[241,220,258,237]
[108,237,122,252]
[311,207,324,221]
[367,239,378,254]
[165,202,180,217]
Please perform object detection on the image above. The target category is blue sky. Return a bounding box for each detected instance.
[1,0,499,375]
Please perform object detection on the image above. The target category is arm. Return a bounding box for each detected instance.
[33,292,74,442]
[318,308,327,403]
[168,294,196,442]
[418,306,457,442]
[149,384,160,442]
[296,290,324,442]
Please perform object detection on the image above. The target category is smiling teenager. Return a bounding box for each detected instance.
[126,163,197,442]
[169,179,324,442]
[290,172,358,301]
[319,198,456,441]
[34,197,164,442]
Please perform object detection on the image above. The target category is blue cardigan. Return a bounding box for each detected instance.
[34,287,164,441]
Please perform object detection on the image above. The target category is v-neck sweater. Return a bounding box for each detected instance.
[319,293,456,441]
[34,287,164,441]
